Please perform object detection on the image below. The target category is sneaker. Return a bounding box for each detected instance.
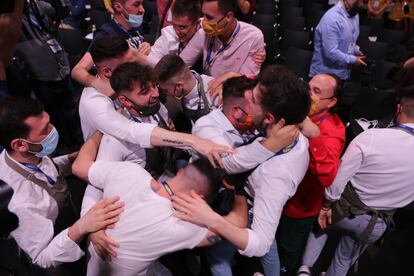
[319,273,326,276]
[253,273,264,276]
[297,265,311,275]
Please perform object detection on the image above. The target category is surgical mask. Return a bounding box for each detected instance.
[237,107,256,132]
[201,16,227,37]
[23,127,59,157]
[126,14,143,28]
[309,95,320,116]
[126,96,161,116]
[121,6,144,28]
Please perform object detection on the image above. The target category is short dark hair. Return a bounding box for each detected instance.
[398,85,414,118]
[258,65,311,125]
[325,73,342,113]
[154,54,187,83]
[110,62,156,94]
[190,157,224,202]
[0,97,44,151]
[222,76,257,109]
[204,0,236,14]
[172,0,201,23]
[90,35,129,64]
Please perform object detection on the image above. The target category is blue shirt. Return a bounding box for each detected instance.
[309,2,360,80]
[91,20,144,49]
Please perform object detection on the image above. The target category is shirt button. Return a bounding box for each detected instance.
[313,147,317,151]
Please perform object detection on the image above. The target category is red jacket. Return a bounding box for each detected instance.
[282,113,345,218]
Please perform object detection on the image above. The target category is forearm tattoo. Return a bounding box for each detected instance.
[162,139,184,146]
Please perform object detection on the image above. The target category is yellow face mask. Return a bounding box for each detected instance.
[202,16,227,37]
[308,94,320,116]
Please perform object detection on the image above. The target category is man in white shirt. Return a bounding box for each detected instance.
[155,54,217,124]
[179,0,265,77]
[0,97,124,270]
[298,86,414,276]
[72,133,247,276]
[191,75,303,276]
[172,65,312,275]
[147,0,200,66]
[81,61,175,262]
[77,36,234,166]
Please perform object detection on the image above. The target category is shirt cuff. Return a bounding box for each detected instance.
[134,123,157,148]
[347,54,357,64]
[238,228,264,257]
[250,138,274,162]
[53,228,84,262]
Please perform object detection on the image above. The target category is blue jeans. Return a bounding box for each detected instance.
[206,207,281,276]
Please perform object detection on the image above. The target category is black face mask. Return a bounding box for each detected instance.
[126,96,161,116]
[347,2,360,17]
[133,101,161,116]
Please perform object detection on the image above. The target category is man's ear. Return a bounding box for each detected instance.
[112,1,123,13]
[327,97,338,110]
[231,106,243,120]
[226,11,234,20]
[118,95,129,106]
[10,139,29,153]
[263,112,276,126]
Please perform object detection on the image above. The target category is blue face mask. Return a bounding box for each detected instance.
[24,127,59,157]
[126,13,143,28]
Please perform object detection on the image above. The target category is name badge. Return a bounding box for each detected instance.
[46,39,62,53]
[373,0,380,9]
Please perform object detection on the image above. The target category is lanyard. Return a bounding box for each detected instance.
[314,113,332,125]
[203,21,241,74]
[124,107,160,124]
[20,162,56,186]
[161,180,174,197]
[192,70,204,119]
[274,137,299,156]
[177,42,185,55]
[393,124,414,135]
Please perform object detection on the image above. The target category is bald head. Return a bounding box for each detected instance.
[309,74,341,115]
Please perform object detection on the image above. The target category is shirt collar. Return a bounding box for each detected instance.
[310,112,331,123]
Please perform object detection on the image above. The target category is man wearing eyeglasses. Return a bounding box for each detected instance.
[279,73,346,275]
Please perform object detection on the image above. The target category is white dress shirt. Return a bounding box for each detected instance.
[182,74,217,111]
[239,133,309,257]
[81,105,170,216]
[147,26,180,67]
[325,124,414,210]
[0,151,83,268]
[78,86,155,145]
[192,109,275,174]
[86,161,207,276]
[180,21,264,77]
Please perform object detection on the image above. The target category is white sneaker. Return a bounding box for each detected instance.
[319,272,326,276]
[253,273,264,276]
[297,265,311,275]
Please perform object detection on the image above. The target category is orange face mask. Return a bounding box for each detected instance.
[201,16,227,37]
[308,94,320,116]
[237,107,256,132]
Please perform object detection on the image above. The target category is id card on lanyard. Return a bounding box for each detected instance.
[203,22,241,74]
